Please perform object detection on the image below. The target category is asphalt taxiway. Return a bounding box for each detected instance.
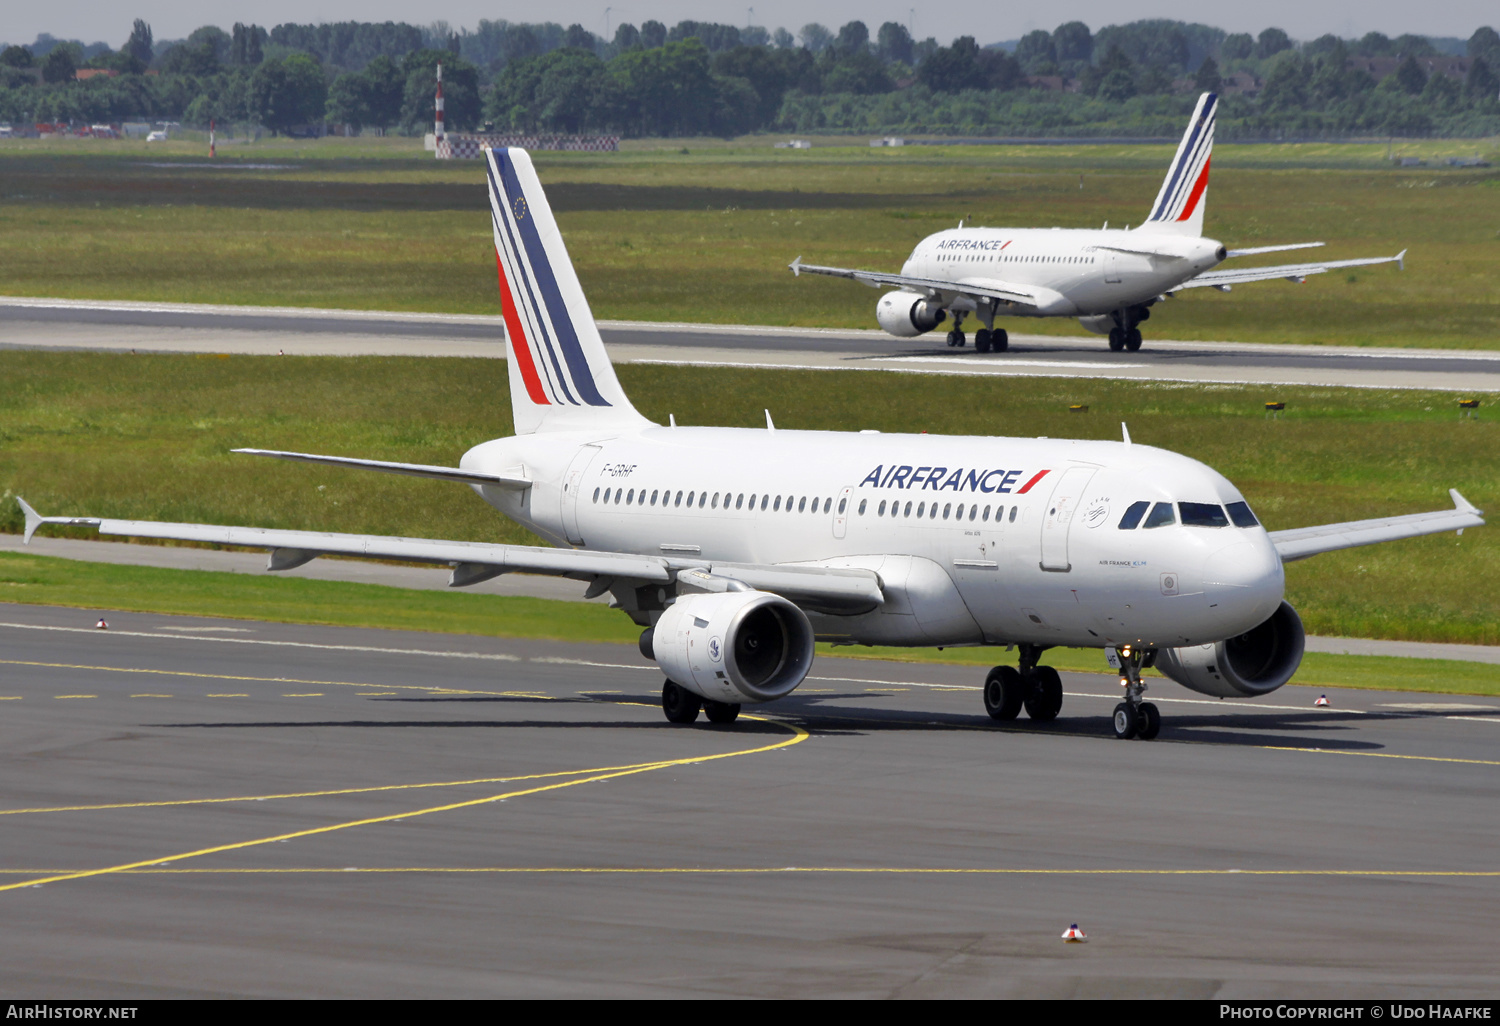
[2,602,1497,997]
[4,296,1499,392]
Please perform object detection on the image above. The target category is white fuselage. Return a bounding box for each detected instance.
[463,427,1283,652]
[905,227,1226,318]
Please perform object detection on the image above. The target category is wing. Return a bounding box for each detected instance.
[789,257,1037,307]
[1178,250,1405,291]
[1224,241,1325,258]
[1269,490,1484,563]
[233,449,531,489]
[16,501,883,614]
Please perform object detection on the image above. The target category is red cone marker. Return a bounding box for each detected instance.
[95,618,108,630]
[1315,695,1329,707]
[1062,924,1087,942]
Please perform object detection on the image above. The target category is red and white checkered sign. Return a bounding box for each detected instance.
[437,133,620,159]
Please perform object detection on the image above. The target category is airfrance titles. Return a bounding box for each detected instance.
[859,465,1051,494]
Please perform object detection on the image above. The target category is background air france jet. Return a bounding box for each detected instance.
[790,92,1406,353]
[21,148,1481,741]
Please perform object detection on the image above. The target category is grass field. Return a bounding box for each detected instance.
[0,137,1496,347]
[2,550,1494,697]
[0,352,1494,645]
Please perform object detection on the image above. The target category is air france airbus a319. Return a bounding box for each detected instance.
[790,92,1406,353]
[20,148,1483,740]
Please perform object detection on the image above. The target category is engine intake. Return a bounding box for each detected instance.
[1155,601,1305,698]
[876,290,946,337]
[653,590,815,704]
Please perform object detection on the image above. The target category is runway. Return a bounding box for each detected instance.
[2,601,1498,997]
[4,296,1499,392]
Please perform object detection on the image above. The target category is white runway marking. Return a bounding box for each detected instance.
[0,622,522,661]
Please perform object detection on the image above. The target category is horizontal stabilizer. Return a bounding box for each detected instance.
[1225,242,1325,258]
[233,449,531,489]
[1271,490,1484,562]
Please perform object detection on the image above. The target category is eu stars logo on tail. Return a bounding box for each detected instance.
[484,147,648,436]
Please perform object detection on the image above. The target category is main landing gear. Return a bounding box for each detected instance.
[974,328,1008,353]
[1107,305,1150,352]
[661,679,740,725]
[945,311,967,348]
[983,644,1063,723]
[1110,645,1160,740]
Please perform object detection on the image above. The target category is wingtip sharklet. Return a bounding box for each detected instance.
[17,497,41,545]
[789,256,802,276]
[1451,488,1481,518]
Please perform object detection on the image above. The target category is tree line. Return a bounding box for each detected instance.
[1,17,1497,138]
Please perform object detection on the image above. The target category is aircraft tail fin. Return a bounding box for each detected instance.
[1139,92,1216,237]
[484,148,651,436]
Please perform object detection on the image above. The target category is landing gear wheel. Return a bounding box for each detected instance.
[983,666,1026,721]
[703,699,741,724]
[1023,665,1063,722]
[946,329,966,347]
[974,329,992,353]
[1108,327,1125,352]
[661,680,701,724]
[1124,328,1142,352]
[992,328,1008,352]
[1136,702,1161,740]
[1112,702,1139,739]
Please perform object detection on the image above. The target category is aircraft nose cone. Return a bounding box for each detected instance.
[1204,539,1283,624]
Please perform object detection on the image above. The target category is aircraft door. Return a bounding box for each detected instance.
[561,445,600,545]
[832,486,854,539]
[1103,251,1123,283]
[1039,466,1096,572]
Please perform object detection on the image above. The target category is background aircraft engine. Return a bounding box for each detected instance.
[876,290,947,337]
[652,590,815,704]
[1155,601,1306,698]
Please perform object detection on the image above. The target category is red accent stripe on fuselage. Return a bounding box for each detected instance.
[1016,469,1051,494]
[1176,157,1211,222]
[495,249,550,405]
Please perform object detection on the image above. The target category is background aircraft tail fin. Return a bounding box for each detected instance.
[1139,92,1216,237]
[485,147,651,436]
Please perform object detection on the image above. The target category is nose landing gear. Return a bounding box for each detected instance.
[1111,646,1161,740]
[983,645,1063,723]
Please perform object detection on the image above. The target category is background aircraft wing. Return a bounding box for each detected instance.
[1177,250,1405,290]
[16,500,883,611]
[789,257,1037,306]
[1269,490,1483,563]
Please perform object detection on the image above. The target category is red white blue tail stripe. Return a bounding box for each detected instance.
[1145,92,1216,229]
[485,147,615,410]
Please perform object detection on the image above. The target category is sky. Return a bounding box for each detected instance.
[10,1,1494,50]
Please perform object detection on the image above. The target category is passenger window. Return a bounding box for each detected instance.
[1118,500,1150,530]
[736,494,744,510]
[686,491,695,507]
[651,489,659,506]
[760,495,769,511]
[774,495,782,511]
[626,489,635,504]
[838,497,848,514]
[982,505,990,521]
[1179,502,1229,528]
[592,487,600,503]
[1226,501,1259,528]
[699,492,708,508]
[904,501,913,517]
[798,497,806,513]
[930,503,938,519]
[917,502,925,518]
[712,492,720,509]
[969,505,978,521]
[675,491,683,507]
[1008,506,1017,523]
[824,498,832,513]
[878,500,887,516]
[1143,502,1176,529]
[602,488,611,503]
[857,499,865,515]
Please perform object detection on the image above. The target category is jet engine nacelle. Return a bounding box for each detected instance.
[1155,601,1306,698]
[652,589,815,704]
[876,290,947,338]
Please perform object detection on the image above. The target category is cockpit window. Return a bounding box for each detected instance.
[1118,500,1150,529]
[1142,502,1176,529]
[1179,502,1230,527]
[1225,501,1260,528]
